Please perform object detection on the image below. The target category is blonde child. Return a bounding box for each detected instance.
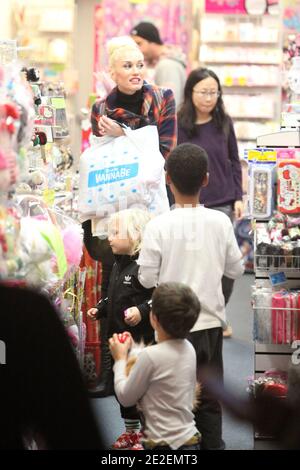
[87,208,154,450]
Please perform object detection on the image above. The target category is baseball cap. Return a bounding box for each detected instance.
[130,22,163,45]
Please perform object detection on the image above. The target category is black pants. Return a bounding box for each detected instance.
[119,403,140,421]
[211,204,235,308]
[222,275,234,306]
[188,327,224,450]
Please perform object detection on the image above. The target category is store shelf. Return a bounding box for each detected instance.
[198,12,282,144]
[203,41,279,45]
[223,85,280,88]
[202,60,281,65]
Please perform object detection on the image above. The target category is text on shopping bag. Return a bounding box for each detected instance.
[88,163,139,188]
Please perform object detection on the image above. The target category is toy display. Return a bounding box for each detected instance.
[277,159,300,214]
[249,164,273,219]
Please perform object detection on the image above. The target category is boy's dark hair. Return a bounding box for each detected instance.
[166,143,208,196]
[151,282,200,339]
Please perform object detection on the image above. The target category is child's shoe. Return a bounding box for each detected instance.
[111,430,142,450]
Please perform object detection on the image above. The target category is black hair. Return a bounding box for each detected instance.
[178,67,230,138]
[151,282,200,339]
[166,143,208,196]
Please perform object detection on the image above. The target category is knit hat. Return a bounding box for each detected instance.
[130,22,163,45]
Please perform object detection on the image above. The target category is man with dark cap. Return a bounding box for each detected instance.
[131,21,186,109]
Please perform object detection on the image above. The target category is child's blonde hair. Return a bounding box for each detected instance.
[107,36,142,69]
[108,208,151,256]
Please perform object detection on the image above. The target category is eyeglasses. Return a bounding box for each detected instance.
[192,90,220,98]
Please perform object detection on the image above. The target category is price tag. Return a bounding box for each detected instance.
[247,149,277,162]
[269,271,287,287]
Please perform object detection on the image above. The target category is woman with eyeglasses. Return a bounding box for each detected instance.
[177,68,243,339]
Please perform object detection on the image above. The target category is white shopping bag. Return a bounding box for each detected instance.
[78,125,169,220]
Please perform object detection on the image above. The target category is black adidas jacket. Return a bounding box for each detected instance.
[96,255,154,343]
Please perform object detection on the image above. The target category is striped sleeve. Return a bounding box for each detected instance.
[91,100,106,136]
[157,89,177,159]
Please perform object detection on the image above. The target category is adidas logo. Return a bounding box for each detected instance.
[123,275,132,285]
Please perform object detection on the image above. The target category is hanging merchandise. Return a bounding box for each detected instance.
[277,159,300,214]
[248,370,288,398]
[252,286,300,344]
[0,205,22,279]
[249,164,274,219]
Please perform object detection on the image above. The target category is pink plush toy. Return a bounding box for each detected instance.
[0,150,10,191]
[62,225,83,268]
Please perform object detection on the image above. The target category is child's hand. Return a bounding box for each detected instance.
[87,308,98,321]
[109,332,132,361]
[124,307,141,327]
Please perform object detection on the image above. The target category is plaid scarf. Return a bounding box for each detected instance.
[91,82,177,159]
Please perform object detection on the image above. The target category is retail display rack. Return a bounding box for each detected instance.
[250,127,300,442]
[199,13,282,156]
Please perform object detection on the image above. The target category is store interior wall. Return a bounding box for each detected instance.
[73,0,100,164]
[0,0,12,39]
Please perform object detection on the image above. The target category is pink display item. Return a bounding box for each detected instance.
[277,159,300,214]
[205,0,246,14]
[271,291,287,344]
[0,150,8,170]
[98,0,192,67]
[277,149,296,160]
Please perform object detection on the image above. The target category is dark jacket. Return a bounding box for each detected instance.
[96,255,154,343]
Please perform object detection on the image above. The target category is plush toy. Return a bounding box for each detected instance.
[62,224,83,269]
[0,150,10,191]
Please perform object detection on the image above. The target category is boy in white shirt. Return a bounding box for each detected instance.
[137,143,244,450]
[109,282,201,450]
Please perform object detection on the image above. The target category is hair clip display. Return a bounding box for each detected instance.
[249,164,273,219]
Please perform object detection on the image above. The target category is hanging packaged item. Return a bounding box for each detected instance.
[252,287,272,343]
[249,164,273,219]
[271,290,289,344]
[78,125,169,222]
[277,159,300,214]
[271,291,300,344]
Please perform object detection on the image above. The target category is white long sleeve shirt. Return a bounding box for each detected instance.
[138,206,244,331]
[113,339,198,450]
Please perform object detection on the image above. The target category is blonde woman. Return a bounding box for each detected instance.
[84,37,176,402]
[91,35,176,158]
[87,209,154,450]
[86,36,176,268]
